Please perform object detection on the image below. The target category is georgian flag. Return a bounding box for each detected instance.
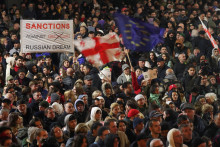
[75,33,122,67]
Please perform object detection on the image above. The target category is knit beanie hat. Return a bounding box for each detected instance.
[127,109,140,117]
[133,117,143,128]
[51,93,60,103]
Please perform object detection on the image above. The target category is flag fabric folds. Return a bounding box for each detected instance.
[75,33,122,67]
[113,13,165,52]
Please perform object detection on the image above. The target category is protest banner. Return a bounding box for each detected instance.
[143,69,157,80]
[21,20,74,53]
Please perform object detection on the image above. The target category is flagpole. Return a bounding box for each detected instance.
[125,49,133,68]
[199,17,219,50]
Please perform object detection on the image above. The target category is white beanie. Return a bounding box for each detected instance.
[134,94,145,101]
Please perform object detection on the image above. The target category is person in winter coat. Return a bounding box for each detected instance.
[63,114,77,138]
[167,128,187,147]
[149,84,161,106]
[210,48,220,72]
[105,103,120,121]
[104,134,120,147]
[101,82,115,109]
[134,94,148,116]
[83,64,102,90]
[86,107,102,129]
[117,64,131,85]
[74,99,87,123]
[26,63,38,81]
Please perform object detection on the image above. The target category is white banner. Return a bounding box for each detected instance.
[21,20,74,53]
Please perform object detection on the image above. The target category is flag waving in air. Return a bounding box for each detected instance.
[199,17,219,50]
[113,13,165,52]
[75,33,122,67]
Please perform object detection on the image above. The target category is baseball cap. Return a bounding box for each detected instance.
[181,103,195,111]
[149,110,163,118]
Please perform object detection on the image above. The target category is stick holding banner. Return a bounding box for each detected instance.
[199,17,219,51]
[125,48,133,68]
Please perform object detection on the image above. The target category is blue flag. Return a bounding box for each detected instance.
[113,13,165,52]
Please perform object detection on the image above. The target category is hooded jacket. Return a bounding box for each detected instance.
[27,127,39,144]
[63,114,75,138]
[74,99,87,123]
[86,107,102,129]
[101,82,115,109]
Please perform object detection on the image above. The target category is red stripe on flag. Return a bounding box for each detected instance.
[81,37,120,64]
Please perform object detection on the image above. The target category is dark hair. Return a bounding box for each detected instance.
[104,119,116,128]
[0,126,11,134]
[201,136,211,146]
[177,115,189,125]
[2,99,11,105]
[149,119,159,128]
[44,107,54,115]
[117,120,127,128]
[37,56,44,61]
[150,84,159,94]
[83,64,92,70]
[29,117,43,127]
[5,87,14,93]
[122,82,131,89]
[71,134,87,147]
[42,137,59,147]
[178,124,191,130]
[91,122,102,133]
[104,134,120,147]
[50,125,63,138]
[97,126,109,136]
[15,56,23,61]
[126,99,138,109]
[16,99,26,106]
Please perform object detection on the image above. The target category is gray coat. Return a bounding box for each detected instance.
[117,73,131,85]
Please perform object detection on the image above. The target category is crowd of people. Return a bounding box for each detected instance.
[0,0,220,147]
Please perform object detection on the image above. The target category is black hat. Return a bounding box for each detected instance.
[157,57,164,62]
[138,56,146,61]
[84,75,93,80]
[149,110,163,118]
[181,103,195,111]
[199,31,205,35]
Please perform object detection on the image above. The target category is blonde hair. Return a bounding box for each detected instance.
[109,103,119,116]
[92,90,102,99]
[64,90,77,103]
[75,123,89,134]
[201,104,213,114]
[205,93,217,103]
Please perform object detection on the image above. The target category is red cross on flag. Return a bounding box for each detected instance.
[199,17,219,50]
[75,33,122,67]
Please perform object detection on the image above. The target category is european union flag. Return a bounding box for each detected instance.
[113,13,165,52]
